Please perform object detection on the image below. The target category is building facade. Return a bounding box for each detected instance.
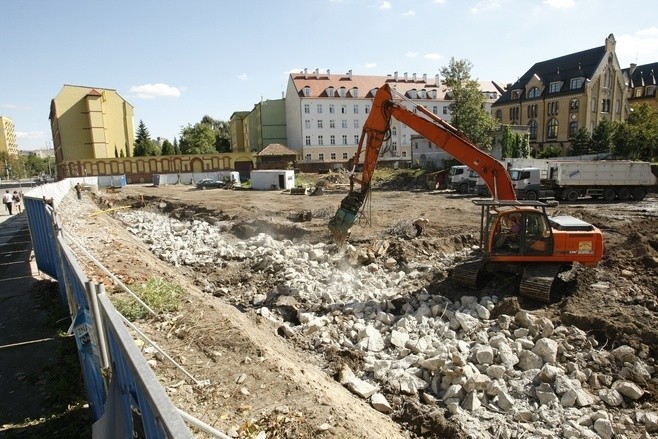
[0,116,18,157]
[491,34,627,154]
[49,85,135,164]
[285,69,501,165]
[623,62,658,110]
[229,99,287,154]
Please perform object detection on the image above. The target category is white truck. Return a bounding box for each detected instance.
[510,160,656,202]
[448,165,471,193]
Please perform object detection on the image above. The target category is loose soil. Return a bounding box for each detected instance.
[60,176,658,438]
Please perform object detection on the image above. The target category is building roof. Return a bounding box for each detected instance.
[289,70,502,101]
[493,43,607,105]
[623,62,658,88]
[258,143,297,156]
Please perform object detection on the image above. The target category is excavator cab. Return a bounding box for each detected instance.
[484,205,554,257]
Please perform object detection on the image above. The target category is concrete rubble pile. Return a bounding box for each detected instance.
[119,210,658,438]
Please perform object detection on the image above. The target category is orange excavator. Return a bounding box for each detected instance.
[328,83,603,302]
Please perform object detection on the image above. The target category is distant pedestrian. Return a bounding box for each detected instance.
[74,183,82,200]
[3,190,13,215]
[413,217,429,237]
[12,191,22,213]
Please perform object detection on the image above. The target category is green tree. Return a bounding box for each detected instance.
[178,123,216,154]
[569,127,592,156]
[173,137,181,155]
[114,145,119,158]
[590,119,613,154]
[440,57,498,150]
[500,125,514,158]
[612,103,658,161]
[161,139,175,155]
[200,116,231,152]
[537,145,563,158]
[133,120,161,156]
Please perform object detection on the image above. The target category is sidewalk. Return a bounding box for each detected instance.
[0,211,89,436]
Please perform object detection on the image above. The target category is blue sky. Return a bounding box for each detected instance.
[2,0,658,151]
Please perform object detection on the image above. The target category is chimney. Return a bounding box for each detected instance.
[423,73,427,83]
[435,74,441,87]
[404,72,408,81]
[314,68,319,78]
[347,69,352,78]
[394,71,398,81]
[327,69,330,76]
[412,73,417,82]
[304,68,308,79]
[630,63,637,75]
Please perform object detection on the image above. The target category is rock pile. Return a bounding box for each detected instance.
[118,210,658,438]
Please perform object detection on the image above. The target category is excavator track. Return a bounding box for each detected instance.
[451,259,487,290]
[519,263,564,303]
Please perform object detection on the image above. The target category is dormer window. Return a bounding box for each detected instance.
[370,88,379,97]
[302,86,311,97]
[350,87,359,98]
[570,78,583,90]
[327,86,335,97]
[418,89,427,99]
[527,87,540,98]
[408,89,418,99]
[549,82,561,93]
[511,89,521,99]
[338,87,347,97]
[428,89,437,99]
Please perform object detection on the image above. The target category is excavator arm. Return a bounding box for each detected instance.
[329,83,516,243]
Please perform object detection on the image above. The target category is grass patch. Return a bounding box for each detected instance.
[112,277,184,321]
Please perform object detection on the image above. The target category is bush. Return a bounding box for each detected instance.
[112,277,184,320]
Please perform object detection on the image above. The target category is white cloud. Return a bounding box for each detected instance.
[543,0,575,8]
[406,51,419,58]
[16,131,44,140]
[129,83,181,99]
[424,53,441,60]
[365,63,377,69]
[617,27,658,66]
[402,10,415,17]
[379,1,392,9]
[237,73,248,80]
[470,0,502,14]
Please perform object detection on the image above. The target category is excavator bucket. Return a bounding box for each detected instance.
[328,192,366,245]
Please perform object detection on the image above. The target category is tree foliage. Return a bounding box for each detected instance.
[500,125,530,158]
[590,118,613,154]
[1,152,55,179]
[440,57,498,150]
[612,103,658,161]
[569,127,592,156]
[537,145,563,158]
[161,139,175,155]
[178,123,217,154]
[200,115,231,152]
[133,120,161,156]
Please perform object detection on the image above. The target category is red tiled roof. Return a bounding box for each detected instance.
[258,143,297,156]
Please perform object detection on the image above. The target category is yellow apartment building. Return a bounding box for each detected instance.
[0,116,18,157]
[49,85,135,164]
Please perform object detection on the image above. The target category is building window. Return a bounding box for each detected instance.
[354,119,359,129]
[305,120,311,129]
[495,109,502,120]
[591,98,596,112]
[338,87,346,97]
[570,99,579,110]
[527,104,538,119]
[327,87,335,97]
[304,104,310,114]
[330,152,336,160]
[341,119,347,128]
[615,99,621,114]
[329,119,335,128]
[547,119,558,139]
[342,152,348,160]
[319,153,324,160]
[511,90,521,99]
[317,104,323,113]
[305,153,312,160]
[329,104,335,113]
[547,101,559,116]
[317,120,323,129]
[365,105,370,114]
[569,121,578,137]
[391,126,397,136]
[433,106,438,115]
[402,151,407,158]
[330,135,336,145]
[570,78,583,89]
[353,105,359,114]
[442,106,448,115]
[305,136,311,146]
[635,87,644,97]
[528,87,540,98]
[392,141,397,151]
[303,86,311,97]
[341,105,347,114]
[528,120,538,140]
[354,135,359,144]
[318,135,324,145]
[509,107,519,121]
[602,99,611,113]
[351,87,359,98]
[549,82,561,93]
[342,134,348,145]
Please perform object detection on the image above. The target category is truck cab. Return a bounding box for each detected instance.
[509,167,553,201]
[448,165,471,193]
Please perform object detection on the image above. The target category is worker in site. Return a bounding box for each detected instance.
[413,218,429,237]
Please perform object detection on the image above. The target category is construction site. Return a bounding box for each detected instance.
[57,170,658,438]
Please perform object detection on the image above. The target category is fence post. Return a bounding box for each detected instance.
[87,281,111,390]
